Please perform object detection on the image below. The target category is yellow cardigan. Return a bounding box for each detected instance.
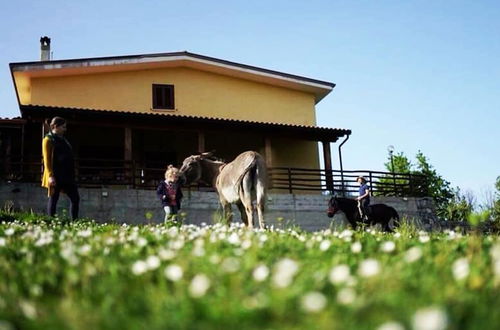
[41,136,55,196]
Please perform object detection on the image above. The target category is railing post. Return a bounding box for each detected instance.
[408,173,412,196]
[369,171,373,194]
[131,160,136,189]
[287,168,293,194]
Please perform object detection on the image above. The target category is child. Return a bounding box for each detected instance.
[156,165,183,223]
[356,176,371,220]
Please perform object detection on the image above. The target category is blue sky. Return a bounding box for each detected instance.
[1,0,499,202]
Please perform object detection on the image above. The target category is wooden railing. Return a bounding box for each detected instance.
[1,157,428,197]
[269,167,428,197]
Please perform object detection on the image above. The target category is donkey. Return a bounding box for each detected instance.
[179,151,268,229]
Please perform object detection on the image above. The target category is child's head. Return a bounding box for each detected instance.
[356,176,367,184]
[165,165,179,182]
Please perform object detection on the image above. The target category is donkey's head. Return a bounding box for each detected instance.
[178,152,214,185]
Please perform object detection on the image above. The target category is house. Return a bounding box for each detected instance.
[6,38,351,191]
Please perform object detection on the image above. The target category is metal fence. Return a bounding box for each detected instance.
[1,157,428,197]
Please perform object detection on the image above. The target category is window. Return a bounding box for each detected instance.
[152,84,175,110]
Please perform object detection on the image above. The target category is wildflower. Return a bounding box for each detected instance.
[189,274,211,298]
[131,260,148,275]
[358,259,381,278]
[452,258,469,281]
[490,243,500,261]
[351,241,362,253]
[0,237,6,247]
[339,229,353,238]
[412,307,448,330]
[241,239,252,250]
[158,249,176,260]
[146,255,161,270]
[272,258,299,288]
[192,245,205,257]
[337,287,356,305]
[329,264,351,285]
[493,259,500,277]
[380,241,396,253]
[252,264,270,282]
[78,244,91,256]
[136,237,148,247]
[4,228,15,236]
[259,234,268,243]
[170,239,185,250]
[227,233,241,245]
[419,234,430,243]
[221,257,240,273]
[404,246,423,263]
[77,229,92,238]
[164,264,183,281]
[319,240,331,251]
[242,292,269,310]
[377,321,405,330]
[301,291,327,313]
[209,254,221,264]
[19,300,37,319]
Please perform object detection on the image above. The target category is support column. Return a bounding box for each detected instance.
[124,127,133,186]
[322,141,334,192]
[264,137,273,168]
[198,131,205,153]
[264,137,273,188]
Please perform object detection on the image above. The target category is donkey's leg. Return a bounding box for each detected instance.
[240,173,254,229]
[256,187,266,230]
[237,201,249,227]
[255,163,267,230]
[220,199,233,225]
[241,197,254,229]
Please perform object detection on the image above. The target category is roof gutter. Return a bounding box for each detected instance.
[338,133,351,196]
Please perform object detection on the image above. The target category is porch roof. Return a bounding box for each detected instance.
[21,104,351,142]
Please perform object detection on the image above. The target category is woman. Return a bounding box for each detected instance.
[42,117,80,219]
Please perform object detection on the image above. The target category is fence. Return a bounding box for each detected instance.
[1,157,428,197]
[269,168,428,197]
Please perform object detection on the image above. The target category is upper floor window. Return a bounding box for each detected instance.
[152,84,175,110]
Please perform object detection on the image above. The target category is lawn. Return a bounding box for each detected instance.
[0,213,499,330]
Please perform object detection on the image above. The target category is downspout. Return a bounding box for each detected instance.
[338,133,350,196]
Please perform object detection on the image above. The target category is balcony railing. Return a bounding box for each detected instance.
[1,157,428,197]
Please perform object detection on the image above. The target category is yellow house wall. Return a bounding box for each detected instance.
[29,67,317,126]
[271,138,320,169]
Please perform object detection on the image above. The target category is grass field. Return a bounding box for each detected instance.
[1,213,499,330]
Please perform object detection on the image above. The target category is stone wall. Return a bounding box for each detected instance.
[0,182,436,232]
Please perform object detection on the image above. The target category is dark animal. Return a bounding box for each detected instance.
[179,151,268,229]
[327,197,399,232]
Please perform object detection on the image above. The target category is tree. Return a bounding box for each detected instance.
[493,176,500,223]
[413,150,454,211]
[384,151,412,173]
[375,151,413,196]
[378,149,456,218]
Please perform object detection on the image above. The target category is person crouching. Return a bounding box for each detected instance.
[156,165,183,223]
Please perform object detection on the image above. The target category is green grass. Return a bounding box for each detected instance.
[0,212,499,329]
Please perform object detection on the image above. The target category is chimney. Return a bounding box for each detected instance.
[40,36,51,61]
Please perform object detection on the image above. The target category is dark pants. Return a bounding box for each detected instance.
[47,183,80,220]
[358,199,371,218]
